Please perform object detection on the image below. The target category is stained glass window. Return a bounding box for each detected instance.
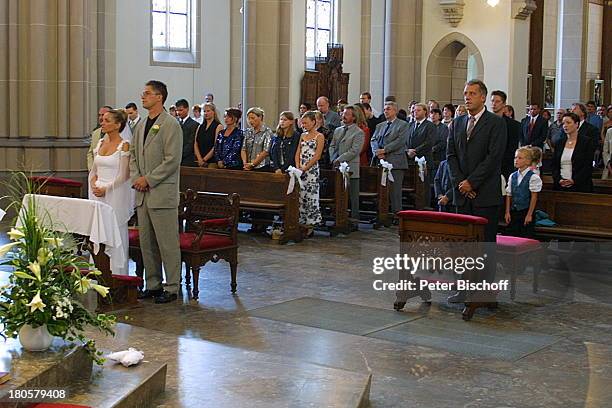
[305,0,335,69]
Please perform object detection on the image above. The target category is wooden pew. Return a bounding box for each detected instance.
[541,175,612,195]
[319,168,350,235]
[403,163,426,209]
[359,166,390,227]
[180,167,302,244]
[535,190,612,241]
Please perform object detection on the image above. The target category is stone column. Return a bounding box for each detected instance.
[555,0,586,109]
[527,0,544,106]
[230,0,243,106]
[369,0,385,112]
[0,0,107,180]
[360,0,372,93]
[600,0,611,106]
[508,1,536,108]
[242,0,291,124]
[382,0,423,107]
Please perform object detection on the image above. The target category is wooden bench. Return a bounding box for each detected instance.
[403,163,427,209]
[319,168,350,235]
[535,190,612,241]
[29,176,82,198]
[541,175,612,195]
[180,167,302,244]
[359,166,390,227]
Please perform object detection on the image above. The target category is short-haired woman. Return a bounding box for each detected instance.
[242,107,274,171]
[213,108,244,169]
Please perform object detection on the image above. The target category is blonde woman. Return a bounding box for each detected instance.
[195,102,223,167]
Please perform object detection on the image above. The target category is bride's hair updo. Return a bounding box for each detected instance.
[106,109,128,132]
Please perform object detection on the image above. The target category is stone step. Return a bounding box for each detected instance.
[0,338,92,406]
[57,358,166,408]
[87,323,372,408]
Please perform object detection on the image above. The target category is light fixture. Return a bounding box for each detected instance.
[487,0,500,6]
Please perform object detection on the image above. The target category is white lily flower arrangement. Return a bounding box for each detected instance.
[0,174,116,365]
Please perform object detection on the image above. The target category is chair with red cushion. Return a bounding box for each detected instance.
[496,235,541,300]
[397,210,494,321]
[179,190,239,300]
[29,175,83,198]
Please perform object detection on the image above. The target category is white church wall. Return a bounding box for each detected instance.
[338,0,363,104]
[421,0,514,106]
[115,0,231,111]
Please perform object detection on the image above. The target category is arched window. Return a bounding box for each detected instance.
[151,0,200,67]
[305,0,336,69]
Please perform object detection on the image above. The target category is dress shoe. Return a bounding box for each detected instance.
[154,291,178,304]
[447,291,466,303]
[420,287,432,304]
[393,301,406,311]
[137,289,163,300]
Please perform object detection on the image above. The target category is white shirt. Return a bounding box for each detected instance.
[505,168,543,196]
[560,147,574,180]
[466,106,486,131]
[128,116,141,128]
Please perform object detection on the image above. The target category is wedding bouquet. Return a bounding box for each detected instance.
[0,174,116,364]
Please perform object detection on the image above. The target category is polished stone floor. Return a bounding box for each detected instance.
[2,223,612,407]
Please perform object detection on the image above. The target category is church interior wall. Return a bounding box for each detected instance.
[114,0,231,111]
[585,1,603,94]
[421,0,513,107]
[542,0,558,75]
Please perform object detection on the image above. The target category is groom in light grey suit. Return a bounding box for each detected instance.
[130,80,183,304]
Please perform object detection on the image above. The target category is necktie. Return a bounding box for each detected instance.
[466,115,475,140]
[180,118,184,126]
[528,117,535,139]
[380,122,392,148]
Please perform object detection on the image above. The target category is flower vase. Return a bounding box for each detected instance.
[18,324,53,351]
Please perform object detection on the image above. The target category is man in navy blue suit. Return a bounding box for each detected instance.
[520,103,548,148]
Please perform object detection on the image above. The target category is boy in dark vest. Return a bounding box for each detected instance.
[504,147,543,238]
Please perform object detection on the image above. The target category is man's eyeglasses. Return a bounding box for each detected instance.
[141,91,161,97]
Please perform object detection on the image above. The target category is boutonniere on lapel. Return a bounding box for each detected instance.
[151,124,161,135]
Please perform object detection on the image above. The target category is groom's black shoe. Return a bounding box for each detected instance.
[137,289,163,300]
[154,291,178,304]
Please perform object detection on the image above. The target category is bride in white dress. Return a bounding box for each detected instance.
[88,109,135,275]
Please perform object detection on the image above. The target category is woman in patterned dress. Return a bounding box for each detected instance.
[295,111,324,237]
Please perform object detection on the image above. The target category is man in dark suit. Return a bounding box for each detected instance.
[406,103,436,207]
[447,80,507,307]
[520,103,548,148]
[175,99,200,167]
[125,102,141,134]
[371,101,410,216]
[491,90,521,179]
[572,103,600,160]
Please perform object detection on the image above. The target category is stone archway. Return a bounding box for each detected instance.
[426,32,484,105]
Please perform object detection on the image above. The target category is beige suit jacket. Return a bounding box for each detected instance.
[87,128,103,171]
[129,110,183,209]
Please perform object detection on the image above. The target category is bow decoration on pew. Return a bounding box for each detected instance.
[379,160,394,186]
[338,162,350,190]
[286,166,304,195]
[415,156,427,182]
